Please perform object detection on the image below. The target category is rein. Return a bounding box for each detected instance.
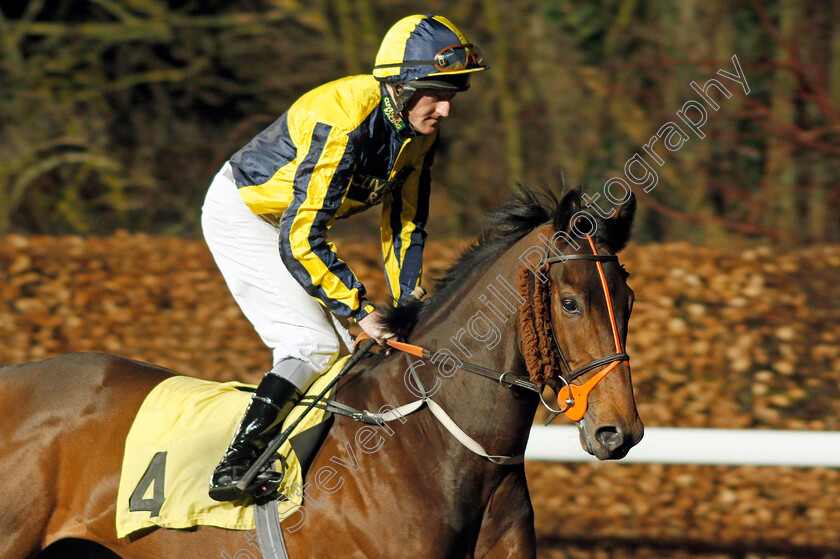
[385,339,544,393]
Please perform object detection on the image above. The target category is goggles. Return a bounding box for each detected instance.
[431,43,484,72]
[374,43,484,73]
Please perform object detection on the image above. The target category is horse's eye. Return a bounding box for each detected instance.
[561,299,579,314]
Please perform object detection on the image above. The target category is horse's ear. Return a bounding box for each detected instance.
[605,192,636,253]
[553,187,582,232]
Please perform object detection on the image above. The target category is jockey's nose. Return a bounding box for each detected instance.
[436,99,451,118]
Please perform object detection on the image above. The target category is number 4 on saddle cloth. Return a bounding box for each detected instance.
[115,355,350,539]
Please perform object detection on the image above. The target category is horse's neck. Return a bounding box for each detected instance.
[395,248,539,458]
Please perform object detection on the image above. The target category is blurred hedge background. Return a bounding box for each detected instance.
[1,0,838,243]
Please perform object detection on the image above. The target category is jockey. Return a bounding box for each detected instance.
[202,14,488,501]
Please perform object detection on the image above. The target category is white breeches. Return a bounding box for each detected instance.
[201,162,353,389]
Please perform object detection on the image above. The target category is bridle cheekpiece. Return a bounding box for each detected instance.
[520,234,629,422]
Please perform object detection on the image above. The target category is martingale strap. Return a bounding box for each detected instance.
[312,356,524,465]
[405,356,524,465]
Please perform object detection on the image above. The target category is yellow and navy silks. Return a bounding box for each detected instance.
[230,75,437,321]
[115,356,349,538]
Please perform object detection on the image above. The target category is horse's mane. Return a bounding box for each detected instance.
[379,184,632,339]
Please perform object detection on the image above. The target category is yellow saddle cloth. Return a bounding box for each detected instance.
[115,356,348,539]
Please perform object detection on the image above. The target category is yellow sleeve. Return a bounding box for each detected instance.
[381,137,436,305]
[278,123,369,319]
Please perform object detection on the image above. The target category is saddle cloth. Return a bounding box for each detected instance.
[115,356,348,538]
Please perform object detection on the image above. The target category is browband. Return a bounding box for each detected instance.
[546,254,618,264]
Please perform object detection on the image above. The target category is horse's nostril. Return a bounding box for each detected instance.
[595,425,624,450]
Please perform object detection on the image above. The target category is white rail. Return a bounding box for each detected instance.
[526,426,840,468]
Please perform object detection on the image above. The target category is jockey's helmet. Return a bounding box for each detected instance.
[373,14,488,111]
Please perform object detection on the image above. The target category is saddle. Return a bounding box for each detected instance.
[115,356,348,539]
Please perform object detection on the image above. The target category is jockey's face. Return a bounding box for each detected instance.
[405,89,455,135]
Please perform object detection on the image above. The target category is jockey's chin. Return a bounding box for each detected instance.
[414,119,440,135]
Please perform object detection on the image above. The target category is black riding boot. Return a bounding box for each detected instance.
[209,373,302,502]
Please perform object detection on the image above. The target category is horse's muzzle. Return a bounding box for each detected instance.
[581,420,644,460]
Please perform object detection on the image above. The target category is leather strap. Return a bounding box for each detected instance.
[254,460,290,559]
[546,254,618,264]
[567,352,630,383]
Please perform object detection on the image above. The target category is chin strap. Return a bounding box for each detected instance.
[392,82,416,112]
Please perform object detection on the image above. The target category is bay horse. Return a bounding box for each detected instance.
[0,187,642,558]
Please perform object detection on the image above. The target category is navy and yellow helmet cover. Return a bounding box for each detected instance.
[373,14,488,84]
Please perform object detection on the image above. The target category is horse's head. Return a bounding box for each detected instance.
[381,185,642,460]
[520,188,643,460]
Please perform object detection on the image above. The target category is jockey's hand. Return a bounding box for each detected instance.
[358,310,396,346]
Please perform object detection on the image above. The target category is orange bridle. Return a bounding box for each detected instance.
[544,235,629,421]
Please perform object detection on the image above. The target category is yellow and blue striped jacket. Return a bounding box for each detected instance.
[229,75,436,320]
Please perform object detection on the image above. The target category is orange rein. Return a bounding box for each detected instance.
[354,334,427,358]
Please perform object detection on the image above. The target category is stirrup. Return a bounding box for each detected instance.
[209,459,287,502]
[251,468,285,499]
